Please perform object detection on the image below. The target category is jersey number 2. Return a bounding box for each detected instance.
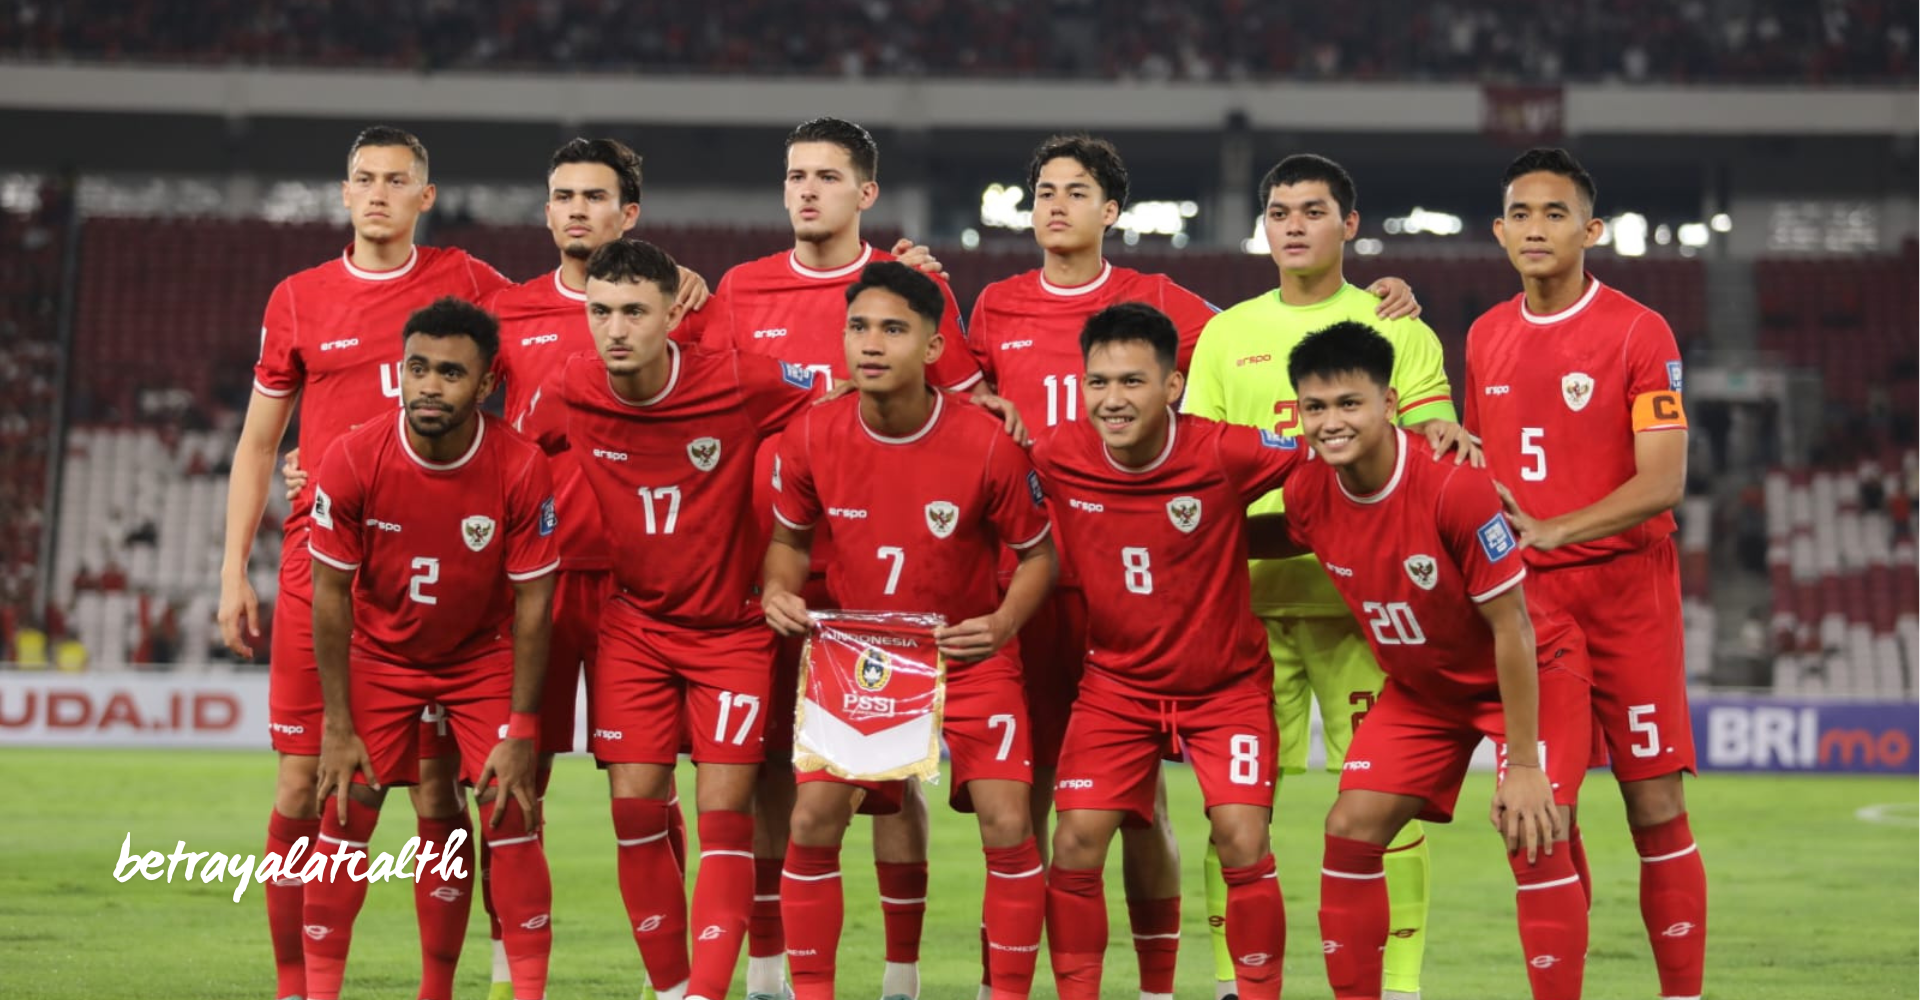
[408,557,439,605]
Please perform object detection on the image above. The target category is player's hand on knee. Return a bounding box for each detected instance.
[1492,763,1556,864]
[891,239,945,277]
[1367,276,1422,320]
[762,587,812,637]
[480,737,541,833]
[281,447,309,501]
[317,725,377,823]
[933,612,1013,662]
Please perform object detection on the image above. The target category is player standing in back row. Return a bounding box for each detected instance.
[217,126,511,1000]
[1467,147,1705,1000]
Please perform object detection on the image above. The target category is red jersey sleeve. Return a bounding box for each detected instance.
[1215,424,1307,503]
[966,292,999,389]
[1623,311,1688,434]
[253,279,301,398]
[503,447,562,581]
[696,272,740,353]
[981,433,1052,551]
[737,354,821,437]
[306,438,365,572]
[1436,467,1527,604]
[1155,277,1220,373]
[929,281,985,392]
[770,412,823,531]
[465,255,514,300]
[514,367,570,454]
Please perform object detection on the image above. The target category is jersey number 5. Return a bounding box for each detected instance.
[1520,427,1547,481]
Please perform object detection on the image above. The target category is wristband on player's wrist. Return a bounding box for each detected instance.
[1507,761,1542,769]
[506,712,540,741]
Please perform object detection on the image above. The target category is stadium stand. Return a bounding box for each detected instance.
[0,203,66,660]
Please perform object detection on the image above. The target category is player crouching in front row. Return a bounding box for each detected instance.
[1275,321,1593,1000]
[305,298,561,1000]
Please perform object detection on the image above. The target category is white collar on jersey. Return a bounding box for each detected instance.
[1336,427,1408,505]
[1040,260,1114,298]
[788,242,874,281]
[551,268,588,303]
[1102,407,1180,475]
[859,387,945,445]
[608,340,682,408]
[397,408,486,471]
[342,245,420,282]
[1520,274,1603,325]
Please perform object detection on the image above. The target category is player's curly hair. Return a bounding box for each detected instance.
[1502,147,1598,214]
[845,261,944,329]
[1258,153,1356,218]
[403,297,500,368]
[1287,320,1396,391]
[550,137,644,206]
[787,117,879,182]
[586,239,682,300]
[1026,133,1130,211]
[347,125,429,181]
[1080,302,1177,373]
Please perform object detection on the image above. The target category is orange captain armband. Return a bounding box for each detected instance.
[1631,390,1688,432]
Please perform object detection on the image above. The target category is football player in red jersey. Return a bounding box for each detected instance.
[518,238,817,1000]
[1030,303,1306,1000]
[304,298,559,1000]
[217,126,512,1000]
[1275,321,1590,1000]
[763,262,1058,1000]
[1467,148,1705,1000]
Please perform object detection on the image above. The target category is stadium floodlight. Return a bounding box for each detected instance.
[1678,223,1711,247]
[1710,213,1733,232]
[1354,238,1385,256]
[978,183,1029,230]
[1612,212,1649,256]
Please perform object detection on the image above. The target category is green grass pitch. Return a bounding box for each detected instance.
[4,749,1914,998]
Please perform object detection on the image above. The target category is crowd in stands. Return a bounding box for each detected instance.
[3,0,1912,83]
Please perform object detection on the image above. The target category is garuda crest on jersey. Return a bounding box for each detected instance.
[687,436,721,472]
[1561,372,1595,412]
[1404,554,1439,590]
[462,515,496,552]
[924,500,959,539]
[1167,496,1202,534]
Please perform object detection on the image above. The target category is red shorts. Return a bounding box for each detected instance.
[543,569,612,754]
[1533,538,1696,780]
[797,652,1032,814]
[590,596,775,766]
[1018,586,1087,771]
[1054,680,1276,827]
[1338,661,1592,824]
[268,541,321,755]
[766,575,834,758]
[350,651,514,788]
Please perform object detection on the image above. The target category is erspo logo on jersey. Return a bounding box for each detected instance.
[1477,514,1517,563]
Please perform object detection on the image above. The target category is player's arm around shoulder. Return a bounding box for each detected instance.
[762,412,820,637]
[1179,313,1232,419]
[935,434,1057,662]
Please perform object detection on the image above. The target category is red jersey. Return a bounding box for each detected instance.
[1031,413,1302,699]
[1282,430,1533,700]
[487,269,604,571]
[523,342,815,627]
[254,245,512,534]
[306,412,559,668]
[697,242,983,393]
[1464,277,1688,569]
[968,261,1217,431]
[771,390,1051,647]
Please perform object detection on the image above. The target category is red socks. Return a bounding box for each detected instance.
[1632,812,1707,998]
[781,842,844,1000]
[1511,845,1588,999]
[303,797,381,1000]
[1044,864,1107,1000]
[612,797,690,992]
[1568,822,1593,908]
[667,792,689,875]
[749,856,786,960]
[265,810,319,1000]
[876,860,929,964]
[1129,895,1181,995]
[480,797,551,1000]
[982,839,1045,999]
[413,813,473,999]
[1317,835,1386,1000]
[688,810,755,999]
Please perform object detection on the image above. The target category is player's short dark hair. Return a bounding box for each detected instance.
[403,297,500,369]
[786,117,879,182]
[1501,147,1598,213]
[1080,302,1178,373]
[1026,133,1130,210]
[550,137,644,206]
[1258,153,1356,218]
[1287,320,1395,391]
[586,238,682,299]
[845,261,943,329]
[348,125,429,180]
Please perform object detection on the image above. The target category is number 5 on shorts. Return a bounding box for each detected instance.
[1627,703,1661,758]
[1228,733,1262,785]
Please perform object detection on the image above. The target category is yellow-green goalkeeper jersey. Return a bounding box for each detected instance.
[1183,282,1456,617]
